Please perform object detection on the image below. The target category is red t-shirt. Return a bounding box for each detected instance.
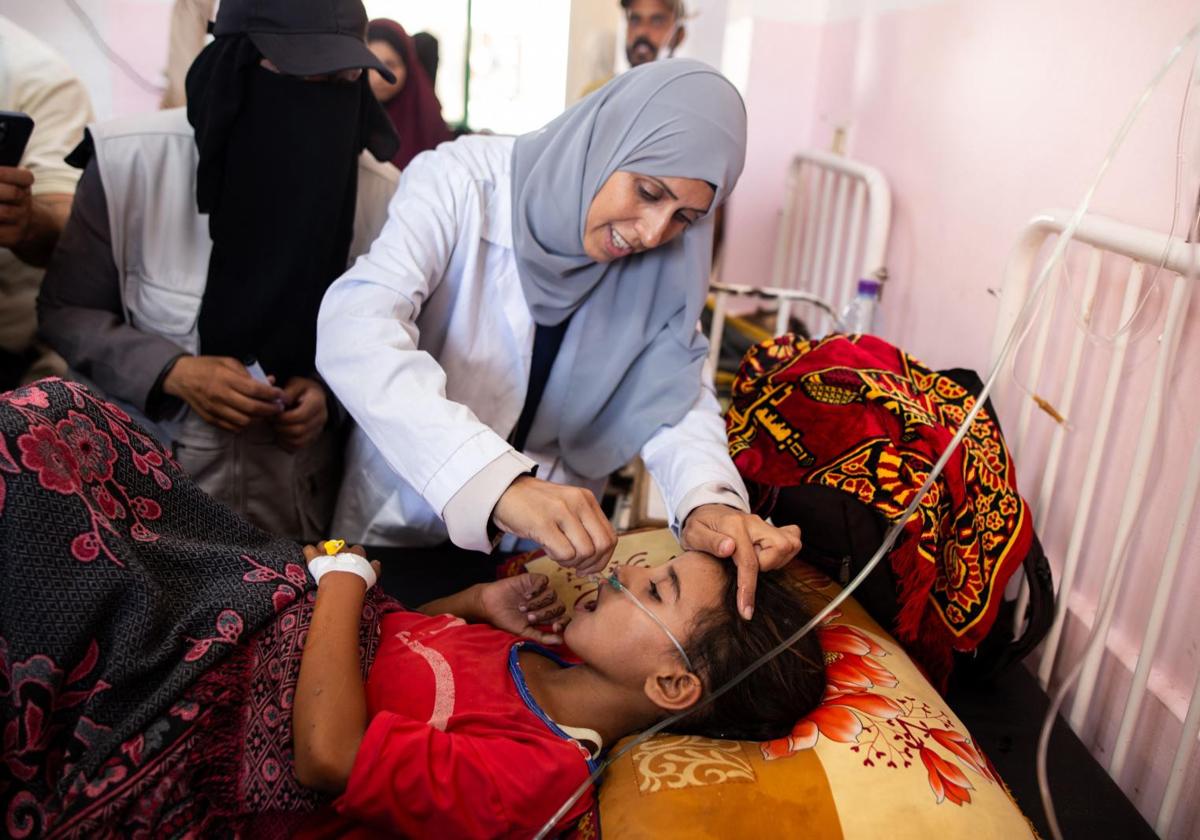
[295,611,597,839]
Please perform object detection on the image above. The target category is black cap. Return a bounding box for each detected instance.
[213,0,396,83]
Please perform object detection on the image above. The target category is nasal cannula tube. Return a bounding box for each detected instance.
[591,572,694,672]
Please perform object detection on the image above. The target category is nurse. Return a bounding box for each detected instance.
[317,59,800,618]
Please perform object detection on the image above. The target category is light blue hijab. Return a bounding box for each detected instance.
[511,59,747,479]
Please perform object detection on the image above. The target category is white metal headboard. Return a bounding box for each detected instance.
[708,151,892,369]
[771,150,891,318]
[991,208,1199,838]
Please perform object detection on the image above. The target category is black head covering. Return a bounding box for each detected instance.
[184,35,398,382]
[214,0,396,83]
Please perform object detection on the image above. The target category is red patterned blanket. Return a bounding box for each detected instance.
[727,335,1031,685]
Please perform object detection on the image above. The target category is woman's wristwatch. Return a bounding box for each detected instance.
[308,552,377,589]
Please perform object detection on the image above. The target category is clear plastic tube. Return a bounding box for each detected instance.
[1009,34,1200,423]
[1034,25,1200,840]
[595,573,694,672]
[534,18,1200,840]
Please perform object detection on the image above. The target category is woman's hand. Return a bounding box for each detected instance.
[475,573,568,645]
[681,504,803,620]
[491,475,616,576]
[162,355,286,432]
[274,377,329,452]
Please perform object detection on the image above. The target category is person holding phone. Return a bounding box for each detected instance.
[37,0,401,541]
[0,15,94,389]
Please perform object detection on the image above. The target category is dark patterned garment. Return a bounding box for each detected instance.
[0,378,395,837]
[727,335,1032,687]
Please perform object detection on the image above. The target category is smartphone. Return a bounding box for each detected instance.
[0,111,34,167]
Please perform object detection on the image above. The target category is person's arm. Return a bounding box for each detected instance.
[18,193,73,266]
[36,161,189,412]
[293,545,374,793]
[317,151,524,551]
[4,50,94,267]
[318,150,614,572]
[419,572,567,644]
[160,0,215,109]
[417,584,485,622]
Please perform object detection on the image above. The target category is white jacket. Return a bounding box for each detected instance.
[317,135,749,551]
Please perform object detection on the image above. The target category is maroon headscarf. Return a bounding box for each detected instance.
[367,19,453,170]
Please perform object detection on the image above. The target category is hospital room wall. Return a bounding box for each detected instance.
[724,0,1197,374]
[1,0,170,119]
[721,1,1200,835]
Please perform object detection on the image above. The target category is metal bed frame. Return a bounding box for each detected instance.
[708,150,892,367]
[990,208,1199,838]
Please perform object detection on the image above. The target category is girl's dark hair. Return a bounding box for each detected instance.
[670,561,826,742]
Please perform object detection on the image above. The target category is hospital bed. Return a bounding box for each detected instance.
[977,208,1200,839]
[572,204,1196,838]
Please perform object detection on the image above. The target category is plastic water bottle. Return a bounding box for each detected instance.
[841,278,882,335]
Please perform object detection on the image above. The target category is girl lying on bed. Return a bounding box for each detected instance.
[0,379,825,839]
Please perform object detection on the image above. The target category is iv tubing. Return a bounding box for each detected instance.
[1034,22,1200,840]
[533,18,1200,840]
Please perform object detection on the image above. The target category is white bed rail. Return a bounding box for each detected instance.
[990,208,1200,838]
[709,151,891,369]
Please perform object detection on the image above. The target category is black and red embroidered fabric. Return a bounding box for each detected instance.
[0,378,395,836]
[727,335,1032,687]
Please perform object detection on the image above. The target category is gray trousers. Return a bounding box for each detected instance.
[173,413,341,543]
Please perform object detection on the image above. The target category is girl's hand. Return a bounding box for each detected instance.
[476,573,568,645]
[301,543,382,582]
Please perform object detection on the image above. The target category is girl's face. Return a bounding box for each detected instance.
[367,40,408,103]
[565,551,726,701]
[582,171,715,263]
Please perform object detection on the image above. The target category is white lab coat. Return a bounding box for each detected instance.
[317,135,748,552]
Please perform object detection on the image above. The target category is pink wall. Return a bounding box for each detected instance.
[108,0,172,116]
[726,0,1197,372]
[5,0,170,121]
[724,1,1200,836]
[722,18,825,291]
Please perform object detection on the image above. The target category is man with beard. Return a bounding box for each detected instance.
[623,0,687,67]
[579,0,687,99]
[37,0,400,541]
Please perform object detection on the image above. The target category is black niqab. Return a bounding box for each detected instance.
[185,36,398,382]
